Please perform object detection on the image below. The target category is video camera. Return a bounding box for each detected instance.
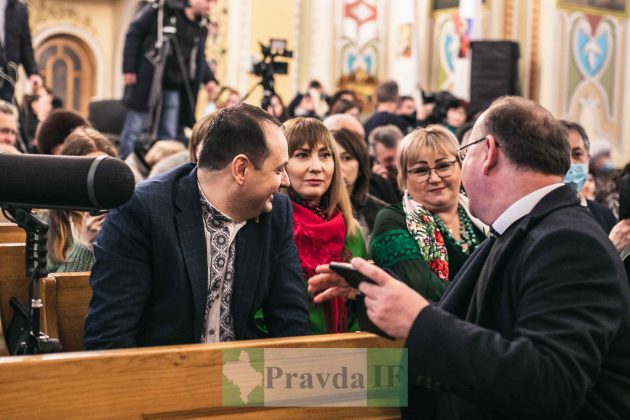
[251,39,293,110]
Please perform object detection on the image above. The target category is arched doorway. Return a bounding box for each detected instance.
[35,35,96,116]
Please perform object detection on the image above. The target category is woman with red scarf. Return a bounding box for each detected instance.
[284,117,364,334]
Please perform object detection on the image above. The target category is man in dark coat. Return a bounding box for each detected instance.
[310,96,630,419]
[118,0,216,159]
[85,104,310,349]
[0,0,42,103]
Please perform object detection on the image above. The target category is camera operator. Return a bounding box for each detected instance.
[0,0,43,103]
[119,0,217,159]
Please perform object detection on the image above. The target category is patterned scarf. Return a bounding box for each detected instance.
[402,191,449,280]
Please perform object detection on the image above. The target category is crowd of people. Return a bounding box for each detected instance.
[1,0,630,418]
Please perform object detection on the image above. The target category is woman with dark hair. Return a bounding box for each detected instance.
[266,94,288,122]
[328,99,361,119]
[284,117,363,334]
[332,128,386,244]
[46,127,118,272]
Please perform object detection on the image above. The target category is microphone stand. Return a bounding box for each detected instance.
[2,206,62,354]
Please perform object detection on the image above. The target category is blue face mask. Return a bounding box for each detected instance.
[564,163,588,193]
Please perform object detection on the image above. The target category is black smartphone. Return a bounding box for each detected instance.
[329,262,376,289]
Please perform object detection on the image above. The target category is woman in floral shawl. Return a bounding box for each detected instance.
[370,125,486,301]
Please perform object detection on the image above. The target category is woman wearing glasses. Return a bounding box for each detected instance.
[370,125,486,300]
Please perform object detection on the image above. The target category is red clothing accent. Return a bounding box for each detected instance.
[292,201,348,333]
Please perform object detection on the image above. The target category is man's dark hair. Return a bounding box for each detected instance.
[36,109,88,155]
[559,120,590,153]
[482,96,569,176]
[376,80,399,103]
[399,95,414,103]
[197,104,282,171]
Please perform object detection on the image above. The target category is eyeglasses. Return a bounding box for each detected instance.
[457,136,487,161]
[407,160,458,182]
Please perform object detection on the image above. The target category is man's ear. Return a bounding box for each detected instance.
[231,154,250,185]
[482,135,500,175]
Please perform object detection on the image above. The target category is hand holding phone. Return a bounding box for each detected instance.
[329,262,376,289]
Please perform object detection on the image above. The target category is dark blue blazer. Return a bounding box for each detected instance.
[84,164,309,349]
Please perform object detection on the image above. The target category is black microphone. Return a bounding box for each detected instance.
[0,154,135,211]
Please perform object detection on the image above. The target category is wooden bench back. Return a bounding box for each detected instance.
[0,333,402,419]
[40,272,92,352]
[0,223,26,244]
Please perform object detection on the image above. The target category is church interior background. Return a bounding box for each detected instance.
[23,0,630,164]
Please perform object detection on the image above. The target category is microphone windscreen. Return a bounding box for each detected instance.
[0,154,135,210]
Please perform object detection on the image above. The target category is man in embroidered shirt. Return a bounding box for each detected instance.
[310,96,630,418]
[85,104,309,349]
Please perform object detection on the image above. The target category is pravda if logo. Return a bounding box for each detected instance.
[221,348,407,407]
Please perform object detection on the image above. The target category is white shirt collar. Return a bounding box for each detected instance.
[492,183,564,234]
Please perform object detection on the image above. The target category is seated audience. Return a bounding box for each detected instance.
[84,104,309,349]
[363,80,413,139]
[371,125,486,301]
[283,117,362,334]
[441,97,467,134]
[288,79,330,119]
[328,99,361,119]
[265,94,288,122]
[368,124,403,203]
[148,113,214,178]
[125,139,187,183]
[46,127,118,272]
[35,109,88,155]
[323,113,365,138]
[560,120,616,233]
[0,100,20,154]
[331,128,386,244]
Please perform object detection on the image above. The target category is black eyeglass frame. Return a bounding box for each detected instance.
[457,135,488,161]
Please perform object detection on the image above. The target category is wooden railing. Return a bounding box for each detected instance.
[0,333,403,419]
[0,222,26,244]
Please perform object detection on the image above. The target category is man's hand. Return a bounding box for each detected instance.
[29,74,43,91]
[610,219,630,253]
[309,264,359,303]
[372,162,389,178]
[353,258,428,339]
[124,73,137,85]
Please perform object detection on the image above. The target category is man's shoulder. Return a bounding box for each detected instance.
[129,163,196,208]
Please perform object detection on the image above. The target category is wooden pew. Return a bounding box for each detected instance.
[0,333,403,419]
[0,243,28,355]
[0,222,25,244]
[40,272,92,352]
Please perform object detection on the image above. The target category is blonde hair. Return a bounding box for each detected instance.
[397,125,460,191]
[145,140,186,167]
[284,117,357,237]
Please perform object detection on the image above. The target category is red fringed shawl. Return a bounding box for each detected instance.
[291,201,348,333]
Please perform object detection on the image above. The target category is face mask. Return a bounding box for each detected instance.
[564,163,588,193]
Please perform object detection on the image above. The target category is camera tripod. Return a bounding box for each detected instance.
[2,206,62,355]
[138,3,195,152]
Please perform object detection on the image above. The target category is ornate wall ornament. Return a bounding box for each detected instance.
[560,11,623,149]
[337,0,380,104]
[29,0,96,34]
